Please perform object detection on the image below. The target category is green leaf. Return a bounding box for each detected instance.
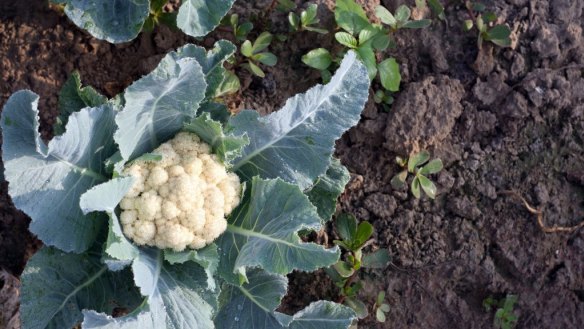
[170,41,237,99]
[58,0,149,43]
[321,69,332,83]
[217,177,340,284]
[215,269,288,328]
[289,12,301,30]
[304,26,329,34]
[253,52,278,66]
[288,301,357,329]
[302,48,333,70]
[114,54,206,163]
[463,19,474,31]
[236,21,254,41]
[55,71,107,135]
[246,60,266,77]
[344,297,368,319]
[482,12,498,23]
[176,0,236,38]
[428,0,445,18]
[362,249,390,269]
[241,40,254,57]
[372,33,391,51]
[402,19,432,29]
[376,308,386,322]
[164,244,219,290]
[253,32,273,53]
[355,221,374,247]
[356,45,377,80]
[333,260,355,278]
[83,248,218,328]
[1,91,116,253]
[183,112,249,167]
[487,25,511,40]
[79,177,139,265]
[380,303,390,312]
[21,247,141,329]
[419,159,443,175]
[228,51,370,189]
[377,291,386,305]
[301,4,319,26]
[215,70,241,97]
[375,6,396,27]
[335,32,359,48]
[358,25,381,45]
[411,176,421,198]
[336,213,357,243]
[335,0,370,34]
[395,5,411,23]
[391,170,408,189]
[378,57,401,92]
[306,158,351,222]
[408,150,430,172]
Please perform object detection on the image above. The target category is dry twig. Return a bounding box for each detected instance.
[499,190,584,233]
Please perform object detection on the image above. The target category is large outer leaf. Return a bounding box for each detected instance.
[288,301,356,329]
[83,249,218,329]
[217,177,340,284]
[114,57,206,162]
[58,0,150,43]
[215,269,288,329]
[170,41,237,99]
[183,113,249,167]
[55,71,107,135]
[80,177,139,265]
[177,0,236,38]
[1,91,117,252]
[20,247,140,329]
[306,158,350,223]
[228,51,369,189]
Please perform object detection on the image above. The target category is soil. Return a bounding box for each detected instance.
[1,0,583,328]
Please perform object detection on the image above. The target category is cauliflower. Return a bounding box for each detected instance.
[120,132,242,251]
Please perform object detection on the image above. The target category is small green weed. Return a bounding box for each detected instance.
[326,213,391,321]
[483,294,519,329]
[302,0,433,111]
[391,151,443,199]
[462,1,512,48]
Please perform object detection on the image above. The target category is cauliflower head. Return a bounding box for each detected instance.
[120,132,241,251]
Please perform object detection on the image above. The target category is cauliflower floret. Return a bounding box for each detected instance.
[120,132,241,251]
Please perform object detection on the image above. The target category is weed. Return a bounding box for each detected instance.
[483,294,519,329]
[391,150,443,199]
[326,213,391,321]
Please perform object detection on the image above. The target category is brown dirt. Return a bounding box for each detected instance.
[1,0,584,328]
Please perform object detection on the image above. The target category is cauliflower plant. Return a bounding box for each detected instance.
[119,132,241,251]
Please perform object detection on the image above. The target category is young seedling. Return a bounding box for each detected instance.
[375,4,432,31]
[373,291,390,323]
[326,213,391,320]
[483,295,519,329]
[302,0,432,110]
[463,1,511,48]
[391,150,443,199]
[240,32,278,78]
[226,14,254,42]
[288,4,328,34]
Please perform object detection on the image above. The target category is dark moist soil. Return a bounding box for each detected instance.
[1,0,583,328]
